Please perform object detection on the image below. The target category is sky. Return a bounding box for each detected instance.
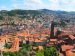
[0,0,75,11]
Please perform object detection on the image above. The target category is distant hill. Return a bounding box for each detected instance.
[0,9,75,20]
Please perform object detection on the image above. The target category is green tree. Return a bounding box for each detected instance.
[44,46,58,56]
[56,30,62,36]
[60,21,66,27]
[19,48,28,56]
[4,43,11,48]
[0,16,3,20]
[36,50,44,56]
[3,52,17,56]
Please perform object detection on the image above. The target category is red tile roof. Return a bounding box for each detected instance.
[61,45,74,51]
[69,35,75,40]
[50,39,57,42]
[66,50,75,56]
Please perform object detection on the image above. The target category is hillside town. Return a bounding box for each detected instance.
[1,0,75,56]
[0,14,75,56]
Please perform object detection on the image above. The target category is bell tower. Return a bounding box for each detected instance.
[50,19,54,38]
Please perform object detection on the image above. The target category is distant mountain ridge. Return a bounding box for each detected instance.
[1,9,75,15]
[0,9,75,20]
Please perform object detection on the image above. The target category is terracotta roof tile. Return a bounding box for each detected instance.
[61,45,74,51]
[69,35,75,40]
[66,50,75,56]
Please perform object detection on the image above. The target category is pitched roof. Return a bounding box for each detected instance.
[66,50,75,56]
[50,39,57,42]
[69,35,75,40]
[61,45,74,51]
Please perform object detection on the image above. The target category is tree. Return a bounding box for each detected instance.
[3,52,17,56]
[60,21,66,27]
[56,30,62,36]
[19,48,29,56]
[44,46,58,56]
[21,44,31,50]
[4,43,11,48]
[0,16,3,20]
[36,50,44,56]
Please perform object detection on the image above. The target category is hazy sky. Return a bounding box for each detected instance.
[0,0,75,11]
